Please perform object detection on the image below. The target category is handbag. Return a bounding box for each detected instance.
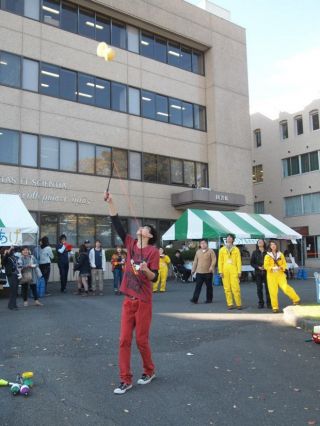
[20,269,33,284]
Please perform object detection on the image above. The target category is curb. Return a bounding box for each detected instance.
[283,306,319,332]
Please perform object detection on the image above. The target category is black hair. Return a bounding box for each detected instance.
[145,224,157,245]
[175,250,181,254]
[226,233,235,242]
[41,236,50,248]
[256,239,266,250]
[21,246,29,252]
[59,234,67,242]
[159,247,166,254]
[79,244,87,254]
[200,239,208,244]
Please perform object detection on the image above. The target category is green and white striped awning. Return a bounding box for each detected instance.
[162,209,302,241]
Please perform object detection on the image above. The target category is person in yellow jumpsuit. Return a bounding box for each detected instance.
[153,248,171,293]
[218,234,242,309]
[264,240,300,313]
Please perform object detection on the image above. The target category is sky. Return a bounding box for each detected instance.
[204,0,320,118]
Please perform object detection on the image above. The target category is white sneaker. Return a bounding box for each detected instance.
[137,373,156,385]
[113,383,133,394]
[23,301,28,307]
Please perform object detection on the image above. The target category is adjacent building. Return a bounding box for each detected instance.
[251,100,320,266]
[0,0,252,248]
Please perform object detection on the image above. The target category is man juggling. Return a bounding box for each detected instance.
[104,192,159,395]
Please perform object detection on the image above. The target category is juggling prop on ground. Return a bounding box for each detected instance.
[0,371,34,396]
[312,325,320,344]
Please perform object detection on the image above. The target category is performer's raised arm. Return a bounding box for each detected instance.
[104,192,126,243]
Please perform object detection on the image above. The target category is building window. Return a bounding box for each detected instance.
[24,0,40,20]
[96,146,112,176]
[155,95,168,122]
[143,153,157,182]
[167,42,180,67]
[78,73,95,105]
[154,37,167,63]
[192,51,204,75]
[282,156,299,177]
[184,161,195,186]
[180,46,192,72]
[60,139,77,172]
[285,195,302,217]
[22,58,39,92]
[194,105,206,131]
[280,120,288,140]
[254,201,265,214]
[301,151,319,174]
[196,163,208,187]
[182,102,193,128]
[127,26,139,54]
[79,8,95,38]
[21,133,38,167]
[96,216,112,247]
[157,156,170,185]
[128,151,141,180]
[294,115,303,135]
[61,1,77,33]
[78,142,95,174]
[60,68,77,101]
[95,78,110,109]
[60,214,77,246]
[95,14,111,43]
[141,90,156,119]
[0,129,19,164]
[128,87,140,115]
[310,110,319,131]
[112,148,128,179]
[2,0,23,14]
[111,20,126,49]
[0,52,21,87]
[40,214,58,244]
[306,236,320,259]
[42,0,60,27]
[40,137,59,169]
[140,32,154,58]
[171,159,183,184]
[78,215,94,245]
[111,82,127,112]
[40,63,60,97]
[169,98,182,126]
[252,164,263,183]
[254,129,261,147]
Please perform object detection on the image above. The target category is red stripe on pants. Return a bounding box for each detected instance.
[119,297,155,384]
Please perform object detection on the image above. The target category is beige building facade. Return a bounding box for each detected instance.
[0,0,252,248]
[251,100,320,266]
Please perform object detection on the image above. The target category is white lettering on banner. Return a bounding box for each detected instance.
[215,194,229,201]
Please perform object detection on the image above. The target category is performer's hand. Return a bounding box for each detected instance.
[140,261,149,272]
[104,191,112,202]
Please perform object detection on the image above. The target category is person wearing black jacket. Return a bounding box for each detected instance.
[250,239,271,309]
[74,244,91,297]
[172,250,191,282]
[2,246,20,310]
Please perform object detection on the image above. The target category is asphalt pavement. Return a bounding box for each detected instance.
[0,277,319,426]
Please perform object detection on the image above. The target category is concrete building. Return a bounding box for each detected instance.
[251,100,320,266]
[0,0,252,248]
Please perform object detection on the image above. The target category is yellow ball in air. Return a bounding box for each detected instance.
[105,47,116,61]
[97,42,108,58]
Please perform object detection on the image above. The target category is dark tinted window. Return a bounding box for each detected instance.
[0,129,19,164]
[141,90,155,119]
[61,2,77,33]
[78,73,95,105]
[180,47,192,71]
[157,156,170,184]
[0,52,21,88]
[184,161,195,186]
[169,98,182,125]
[192,51,204,75]
[60,68,77,101]
[2,0,23,14]
[194,104,206,131]
[143,153,157,182]
[79,8,95,38]
[111,21,126,49]
[168,42,180,67]
[95,78,110,109]
[40,63,60,97]
[141,32,154,58]
[155,95,168,122]
[111,82,127,112]
[42,0,60,27]
[154,37,167,63]
[96,15,110,43]
[171,159,183,184]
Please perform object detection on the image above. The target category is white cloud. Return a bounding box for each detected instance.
[250,47,320,118]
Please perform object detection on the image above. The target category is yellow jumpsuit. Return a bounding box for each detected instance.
[264,252,300,311]
[153,255,171,292]
[218,245,242,308]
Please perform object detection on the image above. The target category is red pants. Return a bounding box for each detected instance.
[119,297,155,384]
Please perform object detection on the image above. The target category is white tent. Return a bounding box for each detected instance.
[0,194,38,246]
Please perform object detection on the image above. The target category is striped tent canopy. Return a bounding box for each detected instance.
[162,209,302,241]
